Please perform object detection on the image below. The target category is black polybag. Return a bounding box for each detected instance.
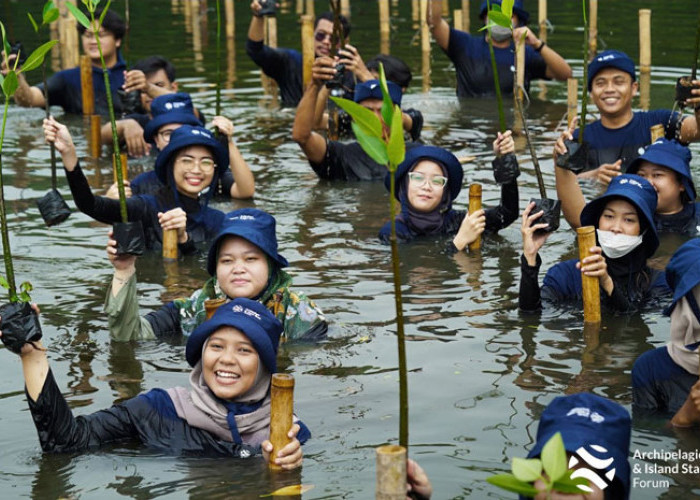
[492,152,521,185]
[113,221,146,256]
[0,301,42,354]
[555,140,590,174]
[36,189,71,227]
[530,198,561,234]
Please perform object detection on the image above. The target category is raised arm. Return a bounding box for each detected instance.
[512,26,572,81]
[427,0,451,51]
[212,116,255,199]
[2,54,46,108]
[554,123,585,228]
[247,0,266,42]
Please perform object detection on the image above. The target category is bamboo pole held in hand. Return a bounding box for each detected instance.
[461,0,470,32]
[468,183,482,251]
[301,15,314,86]
[588,0,598,57]
[379,0,391,54]
[567,78,578,128]
[639,9,651,74]
[538,0,547,42]
[80,55,94,116]
[162,229,178,261]
[375,445,406,500]
[269,373,295,470]
[577,226,601,324]
[89,114,101,158]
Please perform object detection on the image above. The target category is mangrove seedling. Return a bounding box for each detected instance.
[0,23,55,351]
[479,0,512,133]
[487,432,589,498]
[67,0,145,255]
[330,64,409,450]
[29,1,72,227]
[555,0,591,174]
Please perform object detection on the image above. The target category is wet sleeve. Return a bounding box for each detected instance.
[143,301,184,340]
[43,72,69,110]
[601,281,632,313]
[632,350,665,415]
[525,47,548,80]
[104,273,156,342]
[28,369,140,453]
[308,140,350,180]
[485,154,520,233]
[245,39,289,82]
[519,253,543,312]
[403,108,424,142]
[218,169,235,197]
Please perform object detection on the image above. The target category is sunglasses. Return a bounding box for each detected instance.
[314,31,332,42]
[408,172,448,188]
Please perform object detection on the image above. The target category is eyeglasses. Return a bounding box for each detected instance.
[408,172,448,188]
[176,156,216,173]
[314,31,332,42]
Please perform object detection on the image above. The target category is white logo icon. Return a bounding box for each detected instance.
[569,445,616,493]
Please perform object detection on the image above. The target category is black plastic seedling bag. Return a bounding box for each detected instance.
[492,152,521,185]
[113,221,146,256]
[530,198,561,234]
[36,188,71,227]
[555,140,590,175]
[675,77,700,107]
[0,301,42,354]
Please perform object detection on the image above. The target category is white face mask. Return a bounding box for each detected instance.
[490,25,513,43]
[596,229,644,259]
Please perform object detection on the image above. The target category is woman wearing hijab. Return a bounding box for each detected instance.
[108,208,327,342]
[632,238,700,423]
[378,132,519,249]
[520,174,670,314]
[0,298,308,464]
[44,117,229,252]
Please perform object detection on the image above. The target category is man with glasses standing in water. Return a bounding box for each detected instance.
[245,1,357,107]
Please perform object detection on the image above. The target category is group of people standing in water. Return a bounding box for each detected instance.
[1,0,700,497]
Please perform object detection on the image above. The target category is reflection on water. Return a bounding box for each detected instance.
[0,1,699,498]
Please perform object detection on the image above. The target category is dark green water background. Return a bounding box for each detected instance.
[0,1,699,498]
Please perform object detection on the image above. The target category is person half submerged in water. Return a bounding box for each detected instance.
[520,174,670,314]
[378,133,519,249]
[0,298,309,462]
[44,118,230,252]
[108,208,327,342]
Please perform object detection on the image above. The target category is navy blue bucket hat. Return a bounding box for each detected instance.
[354,79,402,106]
[154,125,229,184]
[185,298,283,370]
[580,174,659,257]
[627,138,696,202]
[479,0,529,25]
[587,50,636,90]
[664,238,700,315]
[527,393,631,499]
[207,208,289,276]
[385,145,464,202]
[143,92,203,145]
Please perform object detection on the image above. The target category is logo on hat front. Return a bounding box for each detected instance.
[165,102,173,110]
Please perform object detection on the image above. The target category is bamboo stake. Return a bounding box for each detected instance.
[639,72,651,111]
[341,0,350,18]
[588,0,597,57]
[412,0,419,25]
[49,15,60,72]
[468,184,482,251]
[379,0,390,54]
[89,114,101,158]
[112,152,127,184]
[59,0,79,68]
[80,55,94,116]
[225,0,234,39]
[538,0,547,42]
[515,38,525,103]
[305,0,315,17]
[375,445,406,500]
[204,297,226,319]
[461,0,470,32]
[639,9,651,74]
[296,0,304,15]
[191,0,205,72]
[577,226,601,324]
[265,17,279,96]
[454,10,463,33]
[302,15,314,86]
[162,228,178,261]
[442,0,449,16]
[567,78,578,128]
[183,0,193,34]
[269,374,294,470]
[650,123,664,142]
[420,0,430,92]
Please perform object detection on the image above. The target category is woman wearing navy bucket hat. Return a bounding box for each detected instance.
[0,297,308,465]
[520,174,670,313]
[632,238,700,424]
[107,208,327,343]
[626,139,700,237]
[43,117,230,252]
[378,132,520,249]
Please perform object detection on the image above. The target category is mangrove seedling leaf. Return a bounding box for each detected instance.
[0,73,4,89]
[352,122,388,165]
[541,432,567,483]
[551,473,591,495]
[18,291,31,303]
[43,7,60,25]
[20,40,58,73]
[330,96,383,137]
[27,13,40,33]
[501,0,514,19]
[511,457,543,482]
[66,2,92,30]
[486,474,540,496]
[0,22,11,60]
[487,10,511,28]
[387,104,405,170]
[0,275,9,290]
[43,2,58,20]
[2,71,18,97]
[19,281,33,293]
[378,63,394,130]
[259,484,314,497]
[99,0,113,26]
